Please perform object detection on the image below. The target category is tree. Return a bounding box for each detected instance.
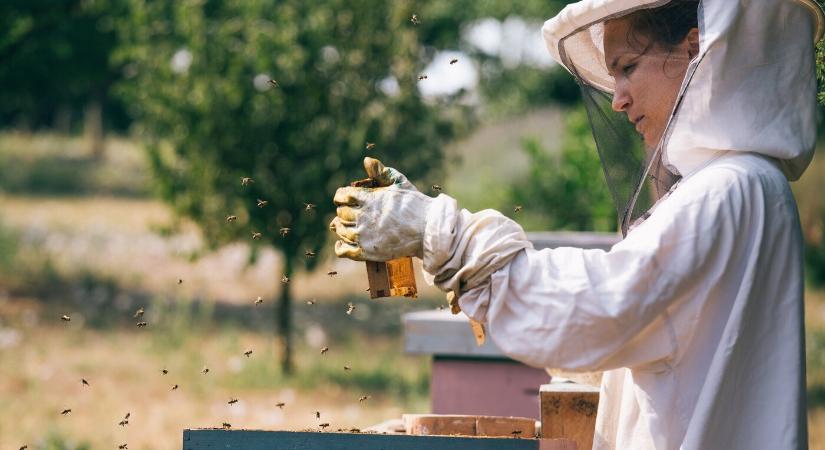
[509,106,617,232]
[0,0,131,152]
[411,1,580,114]
[801,1,825,286]
[114,0,476,373]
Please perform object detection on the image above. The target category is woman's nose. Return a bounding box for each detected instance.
[611,84,631,112]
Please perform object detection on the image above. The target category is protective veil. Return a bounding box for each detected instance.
[419,0,824,448]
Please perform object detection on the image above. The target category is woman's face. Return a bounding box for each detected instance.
[603,18,698,147]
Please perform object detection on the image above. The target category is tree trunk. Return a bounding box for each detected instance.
[54,105,72,135]
[84,97,104,159]
[277,255,294,374]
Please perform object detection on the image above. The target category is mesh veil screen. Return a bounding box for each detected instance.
[558,2,697,235]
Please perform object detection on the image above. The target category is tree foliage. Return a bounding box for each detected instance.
[510,107,617,232]
[0,0,130,132]
[818,1,825,104]
[0,0,579,370]
[114,0,481,371]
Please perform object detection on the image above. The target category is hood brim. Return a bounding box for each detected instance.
[542,0,825,95]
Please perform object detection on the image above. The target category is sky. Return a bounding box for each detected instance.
[417,16,556,98]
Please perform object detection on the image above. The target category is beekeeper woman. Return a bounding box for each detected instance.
[330,0,824,448]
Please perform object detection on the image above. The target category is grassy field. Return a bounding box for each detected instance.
[0,133,444,450]
[0,192,439,450]
[0,296,432,450]
[2,131,825,449]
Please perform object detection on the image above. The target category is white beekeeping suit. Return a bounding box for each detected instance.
[329,0,823,446]
[418,0,824,449]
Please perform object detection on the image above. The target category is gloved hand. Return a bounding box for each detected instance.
[330,157,433,261]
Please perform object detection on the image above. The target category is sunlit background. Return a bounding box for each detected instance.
[2,1,825,449]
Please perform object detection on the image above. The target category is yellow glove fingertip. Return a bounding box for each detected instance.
[363,157,385,179]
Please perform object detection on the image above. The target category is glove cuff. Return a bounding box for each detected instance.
[422,193,460,276]
[421,193,532,297]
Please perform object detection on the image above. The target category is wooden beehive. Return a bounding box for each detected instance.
[402,414,536,438]
[540,382,600,450]
[183,429,578,450]
[365,257,417,299]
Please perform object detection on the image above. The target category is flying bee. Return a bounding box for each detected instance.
[119,419,129,427]
[418,74,428,80]
[346,302,355,315]
[81,378,89,387]
[251,231,262,240]
[124,412,130,420]
[365,142,376,151]
[327,270,338,276]
[315,411,321,419]
[202,366,209,374]
[359,395,370,403]
[241,177,254,186]
[320,346,329,355]
[513,205,523,213]
[222,422,232,429]
[268,79,279,87]
[254,296,263,305]
[256,199,268,208]
[61,315,71,322]
[306,299,316,306]
[344,366,351,371]
[133,307,144,319]
[349,428,360,433]
[172,384,179,390]
[244,349,253,357]
[303,203,316,212]
[161,368,168,375]
[511,430,523,437]
[61,409,72,415]
[19,446,27,450]
[305,249,316,258]
[276,402,286,409]
[118,445,128,450]
[136,321,147,328]
[226,215,238,223]
[228,398,238,405]
[319,423,330,430]
[178,279,183,285]
[431,184,442,192]
[281,275,290,283]
[410,14,420,24]
[450,58,458,65]
[279,227,290,237]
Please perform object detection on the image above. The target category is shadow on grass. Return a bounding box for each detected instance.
[809,327,825,410]
[2,261,436,403]
[10,261,434,337]
[0,153,148,197]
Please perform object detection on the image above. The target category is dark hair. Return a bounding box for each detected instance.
[626,0,700,51]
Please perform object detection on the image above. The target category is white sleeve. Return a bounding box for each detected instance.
[421,194,533,296]
[422,173,739,372]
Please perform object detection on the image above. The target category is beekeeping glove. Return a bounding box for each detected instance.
[330,157,432,261]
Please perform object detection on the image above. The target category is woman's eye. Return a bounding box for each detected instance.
[622,63,636,75]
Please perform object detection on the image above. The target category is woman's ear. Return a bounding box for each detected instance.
[686,27,700,58]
